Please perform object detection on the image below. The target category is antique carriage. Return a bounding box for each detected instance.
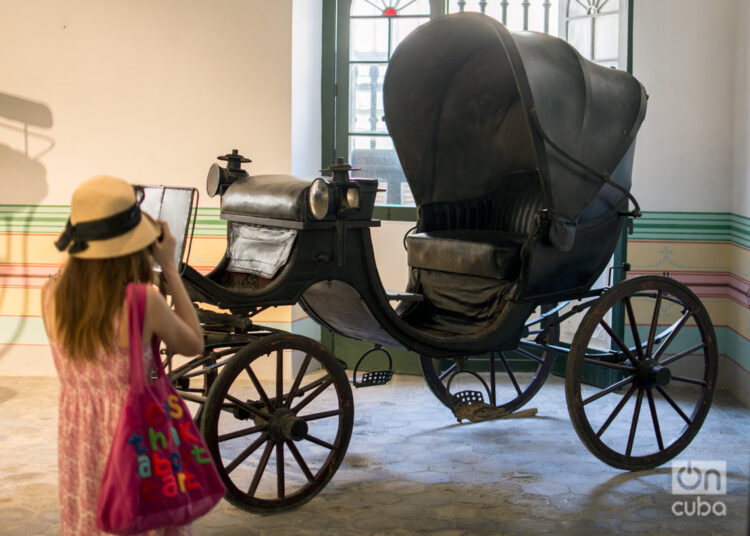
[147,13,717,514]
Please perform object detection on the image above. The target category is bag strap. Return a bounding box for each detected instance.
[126,283,165,389]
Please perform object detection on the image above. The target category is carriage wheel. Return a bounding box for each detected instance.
[201,332,354,512]
[566,276,717,470]
[419,305,559,414]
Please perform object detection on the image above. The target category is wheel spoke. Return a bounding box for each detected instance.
[225,393,270,420]
[286,440,314,482]
[300,409,344,421]
[659,343,706,367]
[653,310,692,362]
[245,365,275,411]
[438,361,457,382]
[625,388,644,456]
[219,424,267,442]
[583,374,635,406]
[276,442,285,499]
[583,357,635,372]
[646,388,665,451]
[645,290,663,358]
[284,353,312,408]
[624,297,645,360]
[276,350,283,404]
[497,351,522,395]
[489,352,497,405]
[596,384,637,437]
[304,434,335,450]
[225,432,268,474]
[248,440,275,496]
[670,375,707,387]
[598,319,638,366]
[514,345,546,364]
[655,385,692,424]
[292,376,334,413]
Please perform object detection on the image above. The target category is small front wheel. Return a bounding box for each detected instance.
[566,276,718,470]
[201,333,354,512]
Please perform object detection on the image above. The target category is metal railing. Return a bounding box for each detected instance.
[455,0,554,33]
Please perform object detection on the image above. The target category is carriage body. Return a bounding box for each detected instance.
[151,13,717,515]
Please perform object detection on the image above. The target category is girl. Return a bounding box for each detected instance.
[42,175,205,535]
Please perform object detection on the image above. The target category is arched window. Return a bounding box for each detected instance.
[323,0,631,210]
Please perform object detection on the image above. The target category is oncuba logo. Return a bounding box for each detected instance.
[671,460,727,517]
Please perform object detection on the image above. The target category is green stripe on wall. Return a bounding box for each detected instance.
[5,206,750,245]
[0,205,227,237]
[631,212,750,248]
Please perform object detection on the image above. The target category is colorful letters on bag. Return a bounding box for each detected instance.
[128,394,206,501]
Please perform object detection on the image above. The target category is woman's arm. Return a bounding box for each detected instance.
[144,221,204,356]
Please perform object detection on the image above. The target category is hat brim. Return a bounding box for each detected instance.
[70,212,161,259]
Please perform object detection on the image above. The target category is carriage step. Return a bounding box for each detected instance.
[352,345,394,388]
[452,389,485,406]
[354,369,393,388]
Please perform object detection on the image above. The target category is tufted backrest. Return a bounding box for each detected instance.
[416,170,543,236]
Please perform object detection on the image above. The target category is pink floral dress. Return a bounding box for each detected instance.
[46,294,192,536]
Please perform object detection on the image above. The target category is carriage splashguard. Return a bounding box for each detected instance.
[159,13,716,514]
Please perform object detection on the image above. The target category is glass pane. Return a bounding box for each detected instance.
[349,136,410,206]
[568,0,592,17]
[350,18,388,62]
[349,64,387,134]
[390,17,428,57]
[395,0,431,16]
[351,0,382,16]
[567,18,593,59]
[593,14,619,61]
[569,0,619,16]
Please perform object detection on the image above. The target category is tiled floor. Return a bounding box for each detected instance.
[0,374,747,535]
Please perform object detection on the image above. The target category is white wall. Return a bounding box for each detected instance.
[731,0,750,217]
[632,0,737,212]
[0,0,295,205]
[291,0,323,178]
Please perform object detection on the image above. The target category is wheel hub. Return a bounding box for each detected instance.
[635,359,672,388]
[268,407,308,442]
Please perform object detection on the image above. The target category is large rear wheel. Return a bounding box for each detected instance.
[566,276,717,470]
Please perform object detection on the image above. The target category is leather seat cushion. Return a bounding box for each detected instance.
[406,230,526,279]
[221,175,309,222]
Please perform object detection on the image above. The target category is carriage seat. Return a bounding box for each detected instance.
[222,175,310,222]
[406,229,526,279]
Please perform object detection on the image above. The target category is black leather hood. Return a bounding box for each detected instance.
[383,12,647,230]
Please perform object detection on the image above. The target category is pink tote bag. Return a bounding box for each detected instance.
[96,283,225,534]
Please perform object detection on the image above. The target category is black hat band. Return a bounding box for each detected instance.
[55,203,142,254]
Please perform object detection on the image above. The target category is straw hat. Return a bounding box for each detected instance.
[55,175,161,259]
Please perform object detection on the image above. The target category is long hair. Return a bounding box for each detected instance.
[54,248,154,361]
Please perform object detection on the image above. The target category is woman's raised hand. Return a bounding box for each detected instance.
[150,220,177,271]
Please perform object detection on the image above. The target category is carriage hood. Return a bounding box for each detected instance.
[383,13,647,248]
